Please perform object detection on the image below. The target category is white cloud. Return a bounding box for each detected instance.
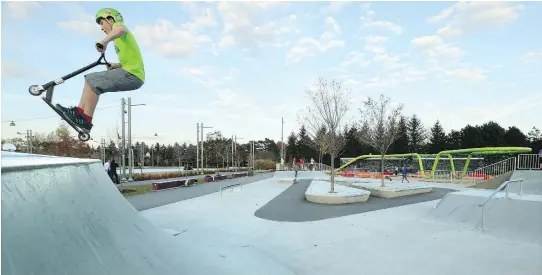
[286,16,344,64]
[215,2,296,52]
[523,49,542,62]
[361,36,388,53]
[57,12,104,38]
[428,2,524,35]
[133,19,213,57]
[180,65,239,90]
[209,88,253,109]
[463,91,542,123]
[436,25,463,38]
[444,68,486,81]
[340,51,371,67]
[411,35,463,59]
[4,1,41,19]
[361,16,403,35]
[372,52,409,71]
[2,61,54,79]
[320,2,352,14]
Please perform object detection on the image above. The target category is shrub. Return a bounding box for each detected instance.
[254,159,276,170]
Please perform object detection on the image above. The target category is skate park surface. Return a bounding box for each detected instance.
[3,152,542,275]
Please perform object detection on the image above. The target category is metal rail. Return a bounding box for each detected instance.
[478,179,523,230]
[220,182,242,195]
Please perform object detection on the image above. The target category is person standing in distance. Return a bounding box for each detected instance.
[56,8,145,132]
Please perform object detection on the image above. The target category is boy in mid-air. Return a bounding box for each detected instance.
[57,8,145,132]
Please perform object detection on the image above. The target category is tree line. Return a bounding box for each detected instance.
[2,111,540,168]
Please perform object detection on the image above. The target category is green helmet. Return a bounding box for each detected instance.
[95,8,124,24]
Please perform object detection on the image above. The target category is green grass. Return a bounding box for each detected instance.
[118,184,154,197]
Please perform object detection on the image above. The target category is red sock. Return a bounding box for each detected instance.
[82,113,92,124]
[77,107,84,115]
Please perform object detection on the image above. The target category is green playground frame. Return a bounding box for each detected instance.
[336,147,532,179]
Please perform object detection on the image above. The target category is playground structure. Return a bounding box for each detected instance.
[337,147,535,184]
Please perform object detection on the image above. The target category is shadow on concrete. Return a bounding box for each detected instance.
[254,179,457,222]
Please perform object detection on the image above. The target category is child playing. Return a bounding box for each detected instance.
[56,8,145,132]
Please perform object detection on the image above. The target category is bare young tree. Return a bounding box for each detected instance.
[301,78,350,193]
[357,94,404,187]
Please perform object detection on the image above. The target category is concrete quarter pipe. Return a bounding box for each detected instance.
[1,152,296,275]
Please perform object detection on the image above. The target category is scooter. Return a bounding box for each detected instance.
[28,43,110,142]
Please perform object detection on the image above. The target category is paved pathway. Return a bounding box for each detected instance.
[127,173,273,211]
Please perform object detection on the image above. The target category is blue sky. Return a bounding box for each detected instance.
[2,1,541,147]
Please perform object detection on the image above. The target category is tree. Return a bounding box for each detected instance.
[312,125,328,166]
[297,125,315,160]
[407,114,426,153]
[460,125,482,148]
[427,120,447,153]
[357,94,404,187]
[285,132,298,161]
[527,127,542,153]
[478,121,505,147]
[503,126,528,147]
[263,138,280,160]
[391,116,408,154]
[343,124,364,158]
[446,130,462,150]
[301,78,350,192]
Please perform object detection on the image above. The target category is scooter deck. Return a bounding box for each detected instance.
[42,97,89,134]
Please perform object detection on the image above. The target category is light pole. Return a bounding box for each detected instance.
[196,122,199,172]
[200,123,213,174]
[234,135,243,170]
[16,130,33,153]
[101,137,106,164]
[281,117,285,160]
[250,140,255,170]
[120,97,145,182]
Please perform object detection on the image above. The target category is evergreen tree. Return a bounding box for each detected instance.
[407,114,426,152]
[297,125,314,159]
[285,132,298,161]
[343,124,363,157]
[427,120,447,153]
[391,116,409,154]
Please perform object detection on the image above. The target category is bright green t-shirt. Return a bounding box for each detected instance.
[112,22,145,82]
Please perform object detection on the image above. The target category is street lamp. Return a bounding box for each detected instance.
[200,123,213,174]
[281,117,285,160]
[233,135,243,170]
[120,97,146,182]
[16,130,33,153]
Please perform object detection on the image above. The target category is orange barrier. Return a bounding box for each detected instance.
[357,172,372,178]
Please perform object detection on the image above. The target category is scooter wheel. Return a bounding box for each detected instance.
[78,132,91,142]
[28,85,43,96]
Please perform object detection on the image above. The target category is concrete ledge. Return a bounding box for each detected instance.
[278,178,295,184]
[152,178,196,190]
[352,182,432,198]
[305,180,370,204]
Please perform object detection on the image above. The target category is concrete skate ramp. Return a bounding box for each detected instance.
[510,170,542,195]
[427,189,542,244]
[1,152,296,275]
